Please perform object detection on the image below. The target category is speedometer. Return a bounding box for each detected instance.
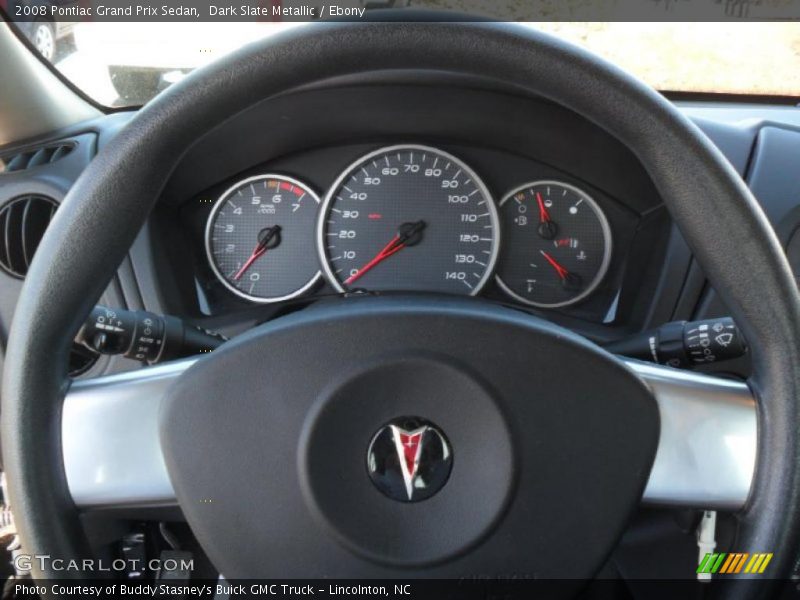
[318,145,499,295]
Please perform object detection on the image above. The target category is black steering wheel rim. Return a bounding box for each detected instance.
[3,21,800,593]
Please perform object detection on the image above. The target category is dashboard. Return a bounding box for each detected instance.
[180,140,644,322]
[7,73,800,383]
[139,78,673,341]
[199,144,614,308]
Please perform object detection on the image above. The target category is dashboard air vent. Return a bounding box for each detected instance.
[0,142,74,173]
[0,195,58,278]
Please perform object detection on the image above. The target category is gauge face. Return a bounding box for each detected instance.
[205,174,322,303]
[495,181,612,308]
[318,145,499,295]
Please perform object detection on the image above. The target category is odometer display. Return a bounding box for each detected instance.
[206,174,322,303]
[495,181,612,308]
[318,145,499,295]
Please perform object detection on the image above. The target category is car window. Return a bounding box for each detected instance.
[5,7,800,107]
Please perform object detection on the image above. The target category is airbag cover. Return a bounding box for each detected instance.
[160,296,658,581]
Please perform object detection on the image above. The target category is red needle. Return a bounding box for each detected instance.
[536,192,551,223]
[345,235,405,285]
[540,250,569,280]
[345,220,426,286]
[232,225,282,281]
[233,245,267,281]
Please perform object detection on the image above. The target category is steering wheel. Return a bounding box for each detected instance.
[4,22,800,596]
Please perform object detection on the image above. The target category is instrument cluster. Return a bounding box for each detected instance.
[203,143,615,311]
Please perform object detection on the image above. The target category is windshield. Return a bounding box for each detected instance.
[9,16,800,107]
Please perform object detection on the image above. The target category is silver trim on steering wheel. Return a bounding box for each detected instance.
[62,358,756,510]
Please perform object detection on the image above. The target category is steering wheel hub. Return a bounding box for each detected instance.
[365,415,453,503]
[160,297,658,579]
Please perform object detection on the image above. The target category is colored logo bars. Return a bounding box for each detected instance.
[697,553,773,575]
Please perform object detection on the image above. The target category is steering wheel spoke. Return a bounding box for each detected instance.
[63,361,188,510]
[63,354,756,513]
[627,360,756,509]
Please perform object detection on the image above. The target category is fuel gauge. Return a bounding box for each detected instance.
[495,181,612,308]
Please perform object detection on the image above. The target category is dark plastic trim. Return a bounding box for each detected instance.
[664,90,800,106]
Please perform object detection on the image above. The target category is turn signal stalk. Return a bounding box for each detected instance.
[76,306,225,365]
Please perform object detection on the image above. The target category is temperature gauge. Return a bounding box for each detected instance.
[495,181,612,308]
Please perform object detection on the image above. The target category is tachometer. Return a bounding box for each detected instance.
[206,174,322,303]
[495,181,612,308]
[318,145,499,295]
